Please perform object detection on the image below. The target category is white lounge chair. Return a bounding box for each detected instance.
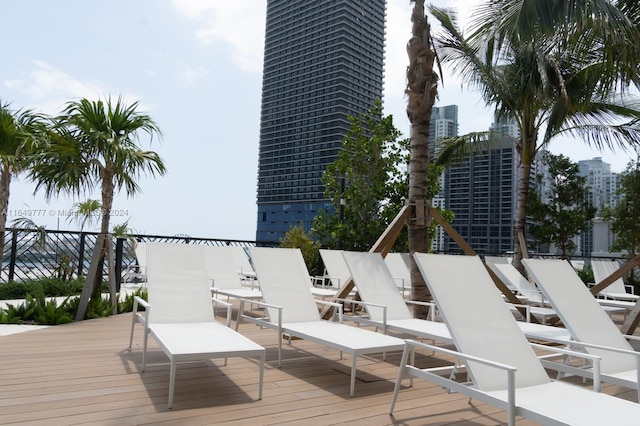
[486,261,559,324]
[383,252,412,294]
[592,259,639,302]
[121,241,147,286]
[341,251,451,343]
[224,245,258,282]
[390,253,640,425]
[487,260,624,323]
[128,242,265,408]
[523,258,640,402]
[206,246,262,301]
[342,251,567,343]
[240,247,405,396]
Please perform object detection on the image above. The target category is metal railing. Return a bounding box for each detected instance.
[2,228,275,289]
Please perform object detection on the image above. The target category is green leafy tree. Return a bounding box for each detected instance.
[312,100,409,252]
[606,158,640,256]
[429,1,640,273]
[280,223,320,274]
[0,100,48,258]
[528,153,596,259]
[27,96,166,301]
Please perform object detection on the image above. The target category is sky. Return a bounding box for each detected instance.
[3,0,636,241]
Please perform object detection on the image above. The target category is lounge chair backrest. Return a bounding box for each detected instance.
[205,246,243,289]
[145,242,214,324]
[414,253,550,391]
[487,262,544,304]
[384,253,411,288]
[343,251,412,321]
[134,242,147,268]
[592,259,627,294]
[319,249,351,288]
[249,247,321,323]
[523,258,635,374]
[227,245,255,276]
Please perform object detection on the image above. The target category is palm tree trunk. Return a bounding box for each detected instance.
[91,173,114,300]
[513,158,532,274]
[0,167,11,271]
[406,0,438,319]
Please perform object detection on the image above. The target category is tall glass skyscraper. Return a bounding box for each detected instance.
[256,0,386,243]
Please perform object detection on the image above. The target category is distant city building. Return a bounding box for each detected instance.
[443,137,520,255]
[429,105,458,251]
[255,0,386,243]
[489,114,520,139]
[577,157,621,255]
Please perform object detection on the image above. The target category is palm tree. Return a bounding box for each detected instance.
[67,199,102,231]
[406,0,439,318]
[429,1,640,272]
[28,96,166,300]
[0,100,47,262]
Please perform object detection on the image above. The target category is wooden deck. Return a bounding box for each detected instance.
[0,310,636,426]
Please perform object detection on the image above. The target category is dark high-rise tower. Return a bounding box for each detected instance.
[256,0,386,243]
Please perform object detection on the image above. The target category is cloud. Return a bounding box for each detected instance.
[178,64,209,87]
[3,60,111,114]
[172,0,266,73]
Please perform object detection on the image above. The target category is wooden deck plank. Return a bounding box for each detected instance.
[0,311,635,425]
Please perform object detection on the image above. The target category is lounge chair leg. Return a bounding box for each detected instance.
[258,353,265,400]
[128,313,136,348]
[141,330,148,371]
[350,356,357,396]
[168,359,176,409]
[390,343,412,414]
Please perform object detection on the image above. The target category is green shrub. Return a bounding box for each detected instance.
[34,296,74,325]
[118,287,147,313]
[575,264,594,285]
[84,296,116,320]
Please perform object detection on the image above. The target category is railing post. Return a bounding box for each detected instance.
[78,233,86,277]
[115,237,124,292]
[8,229,17,282]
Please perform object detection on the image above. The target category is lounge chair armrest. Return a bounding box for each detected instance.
[236,298,284,332]
[405,339,517,372]
[211,297,233,327]
[567,340,640,358]
[530,342,602,390]
[133,296,149,310]
[336,298,387,324]
[393,340,518,421]
[132,296,150,332]
[405,300,437,321]
[315,299,344,322]
[336,298,386,309]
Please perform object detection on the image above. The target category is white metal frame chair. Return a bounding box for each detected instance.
[239,247,404,396]
[592,259,639,302]
[128,242,265,408]
[390,253,640,426]
[341,251,451,343]
[383,252,412,295]
[206,245,262,301]
[523,258,640,402]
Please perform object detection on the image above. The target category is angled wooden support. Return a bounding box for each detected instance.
[431,207,528,312]
[320,205,410,320]
[612,254,640,335]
